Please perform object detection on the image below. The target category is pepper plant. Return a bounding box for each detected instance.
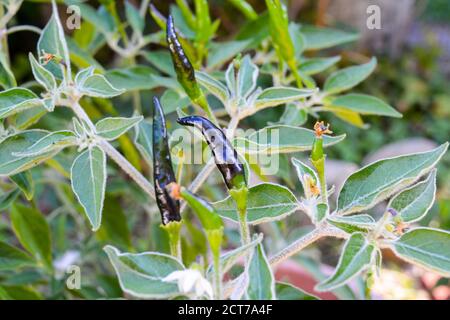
[0,0,448,300]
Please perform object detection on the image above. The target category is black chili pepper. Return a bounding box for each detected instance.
[177,115,246,190]
[166,15,202,102]
[153,96,181,225]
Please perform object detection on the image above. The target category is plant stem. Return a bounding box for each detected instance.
[4,25,41,35]
[69,101,155,199]
[269,225,347,267]
[238,208,250,245]
[207,228,223,300]
[162,221,182,260]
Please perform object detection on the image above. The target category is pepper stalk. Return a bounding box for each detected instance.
[311,121,332,204]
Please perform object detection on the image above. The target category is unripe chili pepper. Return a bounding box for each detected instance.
[177,115,246,190]
[166,15,202,102]
[153,96,181,225]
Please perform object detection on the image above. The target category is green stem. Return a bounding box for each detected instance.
[162,221,183,260]
[231,186,250,246]
[207,228,223,300]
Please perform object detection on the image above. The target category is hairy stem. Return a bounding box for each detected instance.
[269,225,348,267]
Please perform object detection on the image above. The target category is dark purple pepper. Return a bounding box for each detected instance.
[153,96,181,225]
[177,115,246,190]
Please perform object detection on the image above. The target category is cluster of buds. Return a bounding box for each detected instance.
[386,208,410,235]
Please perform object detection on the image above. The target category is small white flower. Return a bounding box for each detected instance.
[162,269,213,299]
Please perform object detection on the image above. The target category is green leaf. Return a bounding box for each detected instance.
[207,40,251,69]
[299,56,341,76]
[141,50,175,76]
[95,116,143,141]
[275,103,307,126]
[0,88,44,119]
[0,241,35,271]
[237,55,259,99]
[71,146,107,231]
[133,120,152,164]
[0,189,20,211]
[329,94,401,118]
[214,183,298,225]
[208,234,263,277]
[301,25,359,50]
[327,214,376,234]
[28,53,56,92]
[125,1,144,34]
[10,171,34,200]
[316,233,375,291]
[14,106,48,130]
[289,23,305,58]
[388,170,436,223]
[0,130,61,176]
[105,66,178,91]
[324,58,377,95]
[246,243,275,300]
[292,157,320,197]
[252,87,315,112]
[77,68,125,98]
[10,204,52,270]
[276,282,318,300]
[96,196,132,250]
[337,144,448,215]
[0,52,16,89]
[37,5,70,79]
[390,228,450,276]
[0,285,42,300]
[104,245,184,299]
[196,71,229,107]
[13,131,77,157]
[235,125,345,154]
[160,89,191,114]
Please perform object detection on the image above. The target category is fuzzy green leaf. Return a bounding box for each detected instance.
[276,282,318,300]
[388,170,436,223]
[337,144,448,215]
[235,125,345,154]
[0,241,35,271]
[11,204,52,270]
[316,233,375,291]
[71,146,106,231]
[29,53,56,91]
[324,58,377,95]
[252,87,315,112]
[390,228,450,276]
[214,183,298,224]
[13,131,76,157]
[246,243,275,300]
[301,25,359,50]
[329,94,401,118]
[0,130,61,176]
[95,116,143,141]
[104,245,184,299]
[0,88,44,119]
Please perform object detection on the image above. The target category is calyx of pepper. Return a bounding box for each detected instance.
[177,116,247,190]
[153,96,181,225]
